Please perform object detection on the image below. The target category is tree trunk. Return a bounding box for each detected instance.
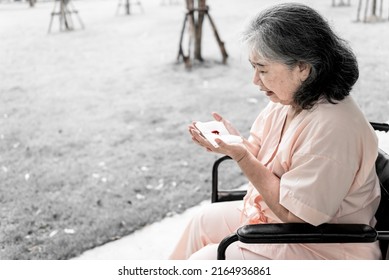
[185,0,205,61]
[194,0,206,61]
[125,0,131,15]
[28,0,36,7]
[372,0,377,16]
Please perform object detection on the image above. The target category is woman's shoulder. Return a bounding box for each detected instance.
[306,96,370,130]
[298,96,377,153]
[293,96,378,171]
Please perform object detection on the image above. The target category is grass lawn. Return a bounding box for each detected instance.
[0,0,388,259]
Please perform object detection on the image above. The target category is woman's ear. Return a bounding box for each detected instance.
[298,62,311,82]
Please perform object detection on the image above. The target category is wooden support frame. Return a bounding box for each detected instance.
[177,0,228,68]
[332,0,351,6]
[356,0,388,22]
[48,0,84,33]
[116,0,144,15]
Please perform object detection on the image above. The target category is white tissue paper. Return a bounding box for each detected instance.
[194,121,243,148]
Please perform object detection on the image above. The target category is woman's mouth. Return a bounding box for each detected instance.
[265,91,274,96]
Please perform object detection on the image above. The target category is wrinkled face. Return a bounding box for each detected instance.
[249,51,309,106]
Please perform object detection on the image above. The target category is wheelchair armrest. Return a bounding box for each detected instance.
[217,223,378,260]
[370,122,389,132]
[237,223,377,243]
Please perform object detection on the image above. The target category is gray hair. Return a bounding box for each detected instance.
[242,3,359,110]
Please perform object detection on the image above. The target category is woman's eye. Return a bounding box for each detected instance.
[251,65,266,73]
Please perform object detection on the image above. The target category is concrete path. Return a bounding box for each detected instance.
[73,201,210,260]
[73,129,389,260]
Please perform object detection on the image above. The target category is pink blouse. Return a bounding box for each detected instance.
[238,96,382,259]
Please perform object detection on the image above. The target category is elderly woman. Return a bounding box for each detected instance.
[169,3,381,259]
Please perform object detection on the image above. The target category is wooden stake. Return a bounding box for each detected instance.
[116,0,144,15]
[206,11,228,64]
[357,0,362,21]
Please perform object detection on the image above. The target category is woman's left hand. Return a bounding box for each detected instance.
[189,126,248,162]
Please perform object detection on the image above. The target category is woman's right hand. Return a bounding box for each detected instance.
[188,113,259,158]
[212,112,241,136]
[188,122,248,161]
[212,112,260,157]
[187,112,241,147]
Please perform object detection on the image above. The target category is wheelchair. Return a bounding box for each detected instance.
[211,122,389,260]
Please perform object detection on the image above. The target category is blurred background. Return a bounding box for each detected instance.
[0,0,388,259]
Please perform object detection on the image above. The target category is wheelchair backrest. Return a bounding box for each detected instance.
[374,149,389,258]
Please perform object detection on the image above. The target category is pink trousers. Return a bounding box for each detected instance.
[168,201,263,260]
[168,201,382,260]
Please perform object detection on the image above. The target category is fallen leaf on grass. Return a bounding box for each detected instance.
[140,166,149,172]
[155,179,164,190]
[165,211,176,217]
[28,245,42,253]
[145,179,164,190]
[136,194,145,200]
[49,230,58,238]
[64,228,76,234]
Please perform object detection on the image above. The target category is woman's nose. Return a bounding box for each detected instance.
[252,69,262,86]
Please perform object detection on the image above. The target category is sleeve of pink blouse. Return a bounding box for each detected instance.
[278,113,378,226]
[279,153,356,226]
